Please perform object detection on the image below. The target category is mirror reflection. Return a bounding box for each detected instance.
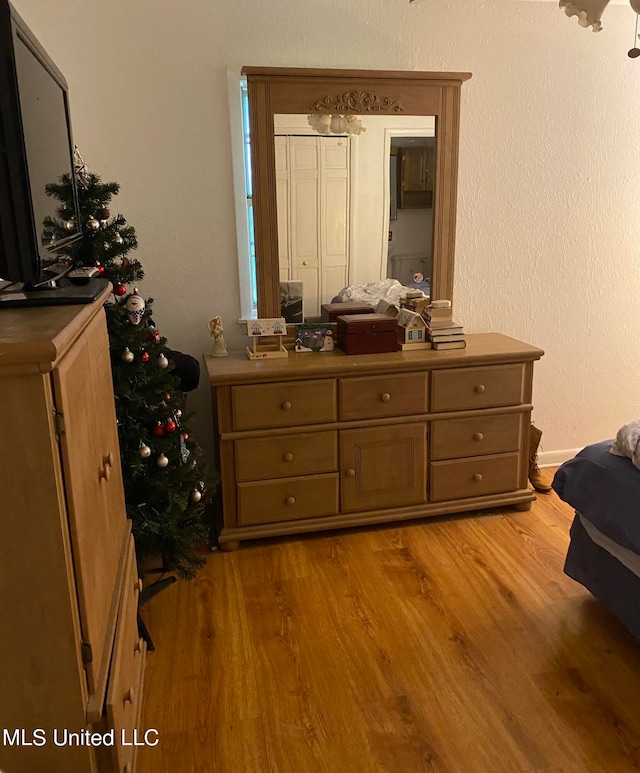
[273,113,435,321]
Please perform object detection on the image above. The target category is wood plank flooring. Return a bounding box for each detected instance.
[136,491,640,773]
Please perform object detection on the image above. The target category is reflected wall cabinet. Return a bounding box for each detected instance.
[0,288,146,773]
[205,333,544,549]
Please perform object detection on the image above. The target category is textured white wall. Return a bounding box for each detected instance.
[12,0,640,461]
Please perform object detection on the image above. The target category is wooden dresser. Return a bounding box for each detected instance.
[0,288,146,773]
[205,333,544,550]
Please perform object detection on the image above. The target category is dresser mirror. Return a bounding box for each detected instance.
[243,67,472,319]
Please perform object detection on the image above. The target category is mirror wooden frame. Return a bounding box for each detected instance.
[242,66,472,318]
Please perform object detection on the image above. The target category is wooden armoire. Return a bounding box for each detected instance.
[0,286,146,773]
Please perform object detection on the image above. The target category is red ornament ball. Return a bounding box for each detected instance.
[164,393,171,401]
[153,423,165,437]
[114,284,127,296]
[96,263,105,275]
[140,351,150,363]
[100,207,110,219]
[165,420,177,433]
[182,433,189,441]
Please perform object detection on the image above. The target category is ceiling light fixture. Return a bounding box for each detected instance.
[307,114,366,136]
[559,0,640,57]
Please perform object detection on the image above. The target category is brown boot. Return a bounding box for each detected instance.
[529,423,552,492]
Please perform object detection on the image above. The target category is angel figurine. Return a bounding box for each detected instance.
[208,315,228,357]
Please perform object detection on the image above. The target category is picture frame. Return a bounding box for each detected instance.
[280,280,303,324]
[294,323,335,353]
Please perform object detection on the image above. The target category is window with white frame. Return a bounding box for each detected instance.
[229,72,257,320]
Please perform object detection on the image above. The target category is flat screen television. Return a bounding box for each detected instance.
[0,0,106,306]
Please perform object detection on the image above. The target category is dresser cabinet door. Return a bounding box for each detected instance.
[340,424,427,512]
[53,312,129,703]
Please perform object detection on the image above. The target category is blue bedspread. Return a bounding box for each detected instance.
[552,440,640,555]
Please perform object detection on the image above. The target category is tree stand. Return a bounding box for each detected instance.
[137,575,177,651]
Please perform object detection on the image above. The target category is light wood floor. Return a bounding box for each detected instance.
[136,490,640,773]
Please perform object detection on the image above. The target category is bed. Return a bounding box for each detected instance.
[552,440,640,639]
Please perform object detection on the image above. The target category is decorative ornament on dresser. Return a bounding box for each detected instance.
[245,317,289,360]
[208,315,229,357]
[42,152,217,591]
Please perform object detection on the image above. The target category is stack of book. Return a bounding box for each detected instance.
[423,300,466,350]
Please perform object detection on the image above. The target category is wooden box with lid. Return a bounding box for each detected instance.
[321,302,374,322]
[336,313,398,355]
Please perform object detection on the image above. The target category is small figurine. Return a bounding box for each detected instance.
[125,290,145,325]
[320,329,335,351]
[208,315,228,357]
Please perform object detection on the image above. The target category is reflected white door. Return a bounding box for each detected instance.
[276,135,350,317]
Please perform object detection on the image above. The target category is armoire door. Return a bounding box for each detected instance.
[53,311,129,710]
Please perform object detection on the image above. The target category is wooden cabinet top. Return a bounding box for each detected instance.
[205,333,544,386]
[0,285,111,371]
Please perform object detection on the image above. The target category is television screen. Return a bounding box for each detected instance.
[0,0,82,292]
[13,29,75,260]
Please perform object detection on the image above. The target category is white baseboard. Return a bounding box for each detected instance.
[538,448,583,468]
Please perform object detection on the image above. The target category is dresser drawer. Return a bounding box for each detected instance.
[430,453,520,502]
[235,431,338,482]
[430,364,525,412]
[105,537,146,773]
[339,373,428,421]
[232,380,336,430]
[430,413,522,460]
[237,473,339,525]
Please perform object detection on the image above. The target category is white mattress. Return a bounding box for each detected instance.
[579,513,640,579]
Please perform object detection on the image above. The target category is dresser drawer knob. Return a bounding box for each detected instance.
[474,384,486,394]
[380,392,391,402]
[473,432,484,441]
[472,473,483,482]
[124,686,135,705]
[285,496,296,506]
[135,637,144,654]
[99,463,111,482]
[281,401,292,411]
[103,451,114,468]
[283,452,294,462]
[135,578,143,593]
[345,468,356,478]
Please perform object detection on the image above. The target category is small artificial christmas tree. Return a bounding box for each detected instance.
[43,150,215,580]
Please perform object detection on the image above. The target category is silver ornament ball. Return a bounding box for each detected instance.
[121,347,134,363]
[139,443,151,458]
[156,453,169,468]
[88,217,100,231]
[157,353,169,369]
[190,489,202,503]
[64,219,76,231]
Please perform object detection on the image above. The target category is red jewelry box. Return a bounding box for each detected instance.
[321,302,374,323]
[336,313,398,355]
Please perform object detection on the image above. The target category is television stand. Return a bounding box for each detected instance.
[0,277,109,308]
